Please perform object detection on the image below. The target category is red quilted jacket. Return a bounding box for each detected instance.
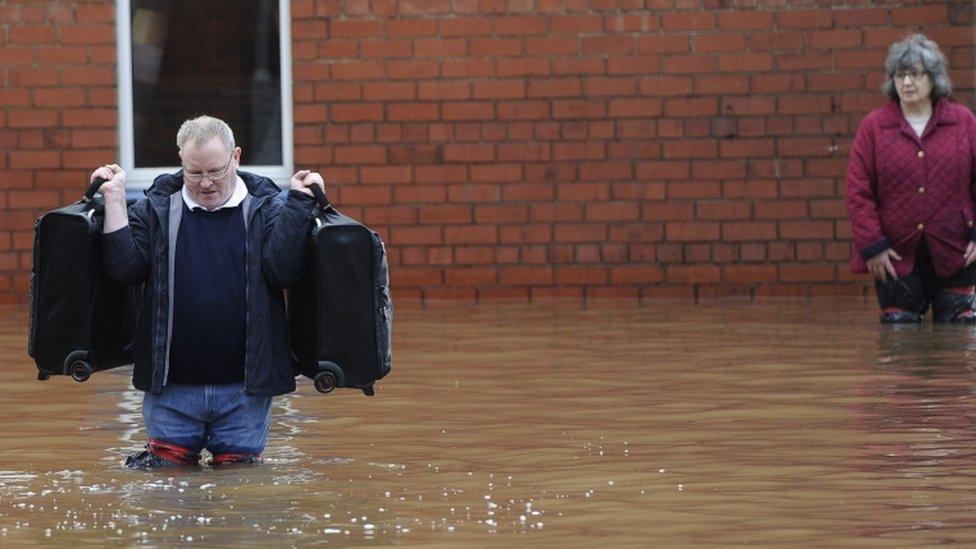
[846,100,976,277]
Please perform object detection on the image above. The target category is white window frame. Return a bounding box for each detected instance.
[115,0,293,189]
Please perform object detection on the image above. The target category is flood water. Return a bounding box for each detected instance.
[3,299,976,545]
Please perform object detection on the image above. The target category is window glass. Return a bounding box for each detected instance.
[129,0,282,167]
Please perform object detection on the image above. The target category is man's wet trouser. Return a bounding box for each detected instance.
[125,382,272,468]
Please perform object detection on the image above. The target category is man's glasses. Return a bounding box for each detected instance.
[893,70,927,82]
[183,153,234,183]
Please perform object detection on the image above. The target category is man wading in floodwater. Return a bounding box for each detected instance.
[92,115,324,467]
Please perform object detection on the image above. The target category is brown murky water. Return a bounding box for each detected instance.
[3,299,976,546]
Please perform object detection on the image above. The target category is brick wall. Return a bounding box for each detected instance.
[2,1,974,303]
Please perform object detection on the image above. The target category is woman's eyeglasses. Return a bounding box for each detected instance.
[893,70,927,82]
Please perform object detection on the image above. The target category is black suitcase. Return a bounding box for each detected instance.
[28,178,141,382]
[288,186,392,396]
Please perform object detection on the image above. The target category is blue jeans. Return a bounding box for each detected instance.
[142,382,272,456]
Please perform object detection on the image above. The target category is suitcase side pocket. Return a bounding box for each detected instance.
[27,216,43,360]
[372,233,392,380]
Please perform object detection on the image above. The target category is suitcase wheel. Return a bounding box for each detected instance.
[313,371,337,394]
[37,371,52,381]
[69,360,92,382]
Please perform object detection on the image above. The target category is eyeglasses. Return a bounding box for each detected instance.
[183,153,234,183]
[893,70,927,82]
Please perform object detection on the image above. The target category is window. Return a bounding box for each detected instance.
[116,0,293,188]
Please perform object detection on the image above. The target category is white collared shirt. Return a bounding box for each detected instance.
[181,176,247,211]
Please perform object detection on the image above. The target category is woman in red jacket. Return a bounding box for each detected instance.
[846,34,976,323]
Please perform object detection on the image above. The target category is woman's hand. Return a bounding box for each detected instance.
[866,248,901,282]
[965,241,976,267]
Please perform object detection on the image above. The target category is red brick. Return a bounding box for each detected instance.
[416,38,467,57]
[387,103,439,121]
[474,205,528,224]
[552,14,603,33]
[718,11,773,29]
[607,57,661,76]
[330,61,385,80]
[497,143,550,162]
[666,222,720,242]
[552,100,606,120]
[586,202,639,221]
[334,145,386,164]
[59,24,115,45]
[608,98,662,118]
[473,81,526,100]
[493,17,546,36]
[666,265,720,284]
[331,103,384,122]
[439,17,494,37]
[8,110,58,128]
[834,8,888,27]
[662,55,716,75]
[442,102,494,121]
[723,222,777,241]
[497,58,550,78]
[892,5,948,26]
[582,36,635,55]
[9,20,53,44]
[499,266,553,285]
[386,19,437,37]
[499,224,552,244]
[696,34,747,53]
[718,53,773,73]
[555,266,608,285]
[415,81,469,100]
[361,83,415,102]
[443,143,495,163]
[419,205,472,224]
[527,79,581,98]
[444,225,497,245]
[442,59,495,78]
[444,267,496,286]
[662,12,716,31]
[386,60,439,80]
[331,20,382,38]
[338,185,392,205]
[524,36,579,56]
[76,4,114,22]
[780,221,834,240]
[776,9,832,29]
[610,265,664,284]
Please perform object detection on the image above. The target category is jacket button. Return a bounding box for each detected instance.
[917,187,925,194]
[917,150,925,159]
[917,223,924,231]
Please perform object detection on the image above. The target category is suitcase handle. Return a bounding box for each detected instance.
[309,184,333,211]
[82,177,108,203]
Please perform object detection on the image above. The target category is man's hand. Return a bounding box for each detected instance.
[866,248,901,282]
[91,164,129,233]
[290,170,325,198]
[91,164,127,200]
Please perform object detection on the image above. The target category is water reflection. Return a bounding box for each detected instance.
[4,301,976,544]
[849,324,976,540]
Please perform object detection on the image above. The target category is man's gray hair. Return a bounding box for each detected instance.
[176,115,236,152]
[881,33,952,101]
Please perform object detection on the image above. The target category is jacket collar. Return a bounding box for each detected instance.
[878,98,960,130]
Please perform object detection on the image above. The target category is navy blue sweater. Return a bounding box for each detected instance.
[168,202,247,385]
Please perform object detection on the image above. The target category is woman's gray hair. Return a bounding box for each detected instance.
[176,115,236,152]
[881,33,952,101]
